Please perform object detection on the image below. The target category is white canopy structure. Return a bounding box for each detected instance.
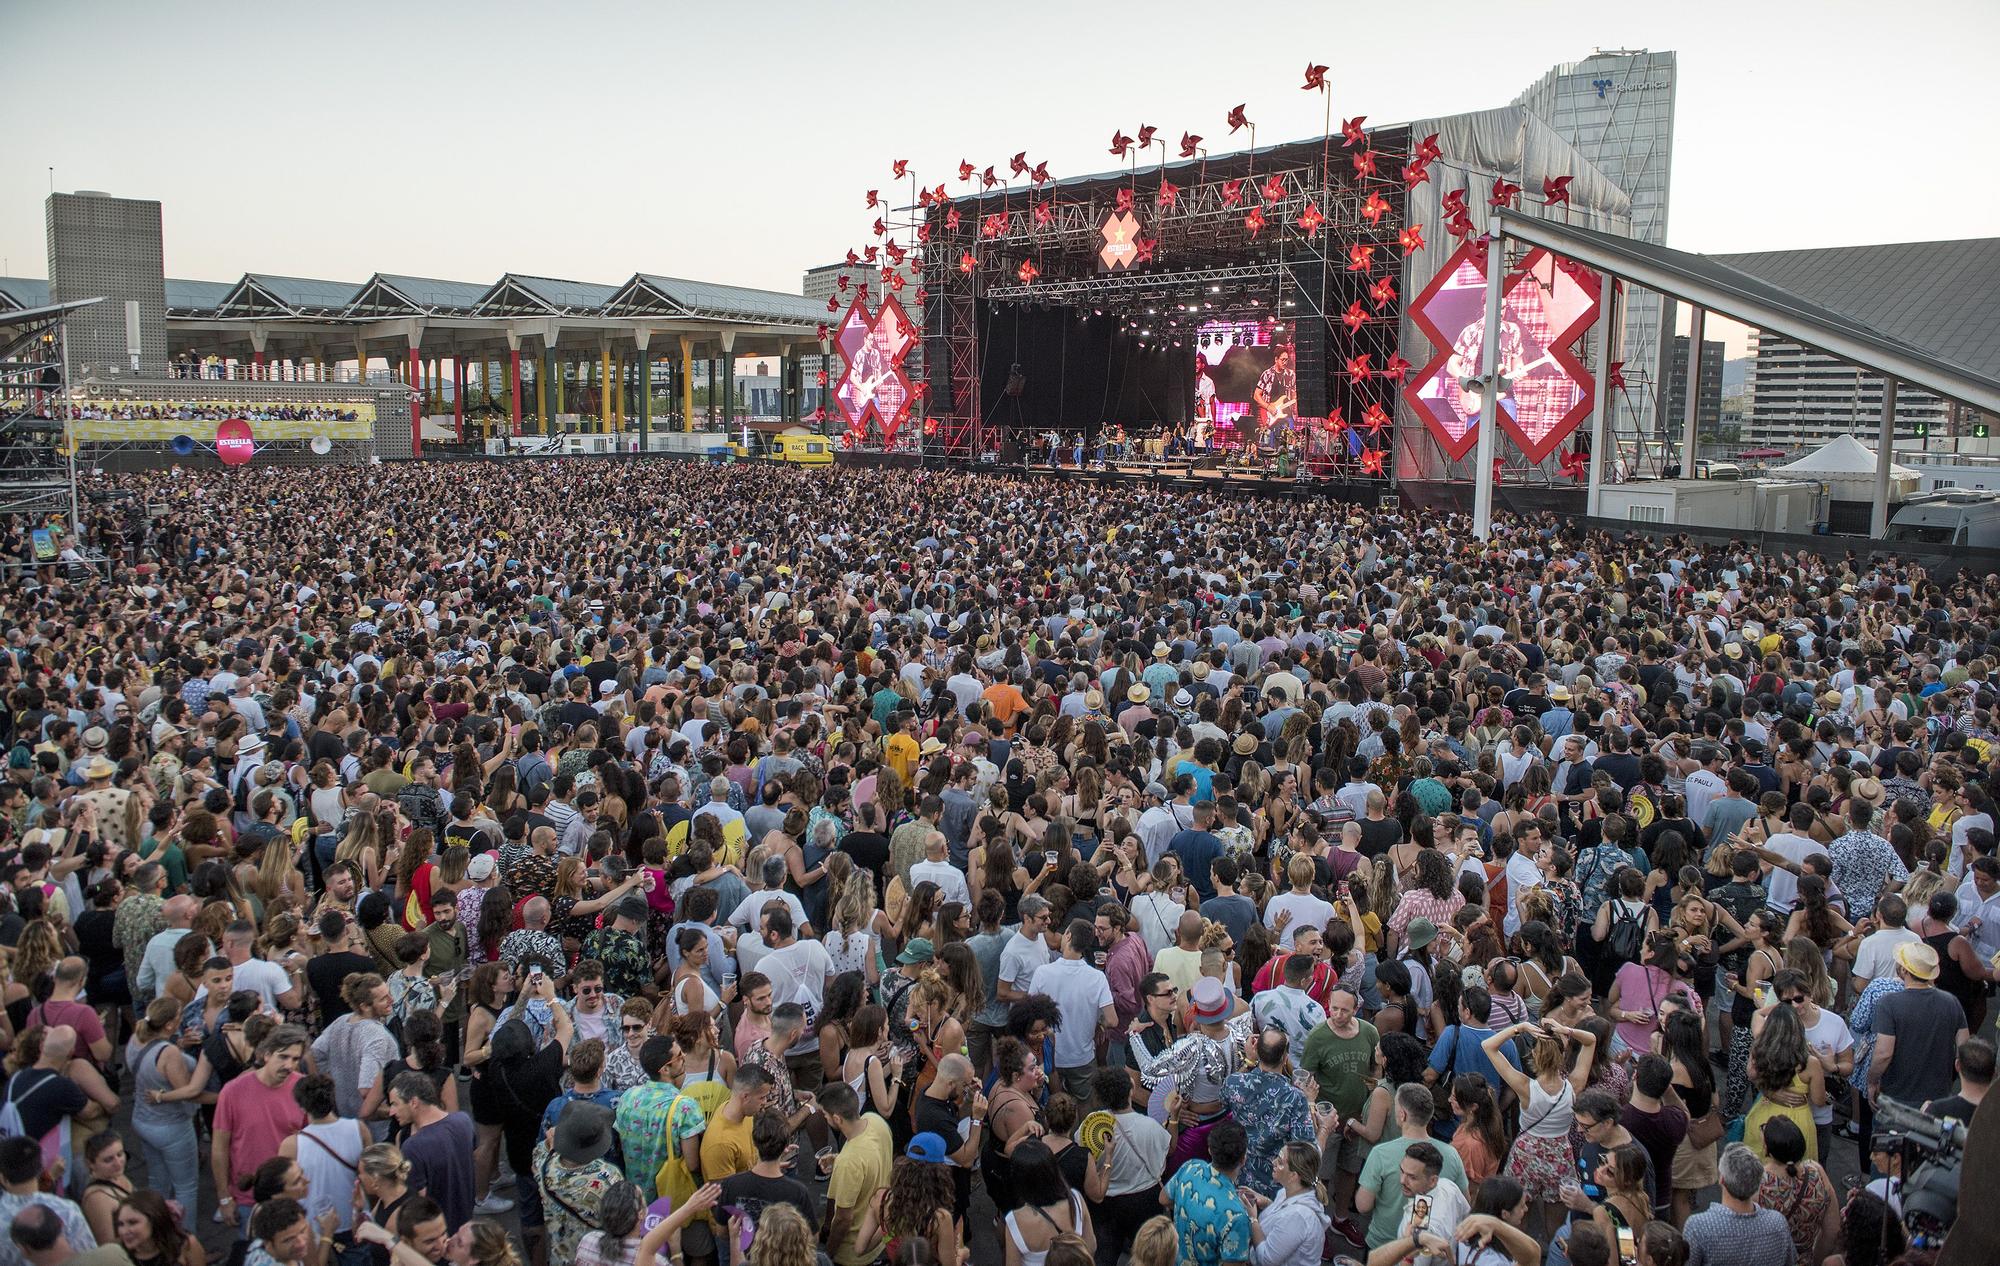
[1772,434,1921,502]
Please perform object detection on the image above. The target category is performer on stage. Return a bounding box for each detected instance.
[1252,345,1297,450]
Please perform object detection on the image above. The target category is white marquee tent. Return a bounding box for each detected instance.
[1771,434,1921,502]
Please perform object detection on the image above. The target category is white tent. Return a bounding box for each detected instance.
[1772,434,1921,501]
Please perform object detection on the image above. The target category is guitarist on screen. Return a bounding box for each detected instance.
[1252,344,1297,452]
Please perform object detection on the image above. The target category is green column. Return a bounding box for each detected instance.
[722,352,735,433]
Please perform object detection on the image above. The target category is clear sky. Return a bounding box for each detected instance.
[4,0,1995,362]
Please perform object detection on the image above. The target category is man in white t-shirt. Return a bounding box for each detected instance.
[908,832,970,907]
[1852,894,1921,991]
[224,921,301,1013]
[1030,919,1117,1101]
[1755,804,1827,914]
[1263,856,1334,950]
[996,896,1053,1003]
[755,905,834,1081]
[1501,827,1546,939]
[728,856,810,934]
[1385,1141,1472,1266]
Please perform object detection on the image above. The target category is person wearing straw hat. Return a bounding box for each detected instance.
[1140,976,1244,1175]
[1866,941,1970,1129]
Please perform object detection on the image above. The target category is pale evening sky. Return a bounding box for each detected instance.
[3,0,1995,360]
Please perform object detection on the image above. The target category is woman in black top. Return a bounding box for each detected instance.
[73,878,129,1016]
[112,1191,203,1266]
[378,1010,459,1141]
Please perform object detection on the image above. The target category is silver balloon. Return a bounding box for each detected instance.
[309,436,333,455]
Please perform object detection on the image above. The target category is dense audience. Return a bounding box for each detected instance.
[0,458,1995,1266]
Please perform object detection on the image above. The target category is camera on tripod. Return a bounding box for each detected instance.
[1873,1096,1965,1252]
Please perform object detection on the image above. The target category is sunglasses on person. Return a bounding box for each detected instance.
[1779,994,1807,1006]
[621,1022,648,1034]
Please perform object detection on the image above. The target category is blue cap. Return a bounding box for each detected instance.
[906,1132,950,1164]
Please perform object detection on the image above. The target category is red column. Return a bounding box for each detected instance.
[453,359,464,442]
[408,346,422,459]
[510,350,523,437]
[252,351,265,380]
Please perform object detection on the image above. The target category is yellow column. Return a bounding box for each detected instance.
[680,335,695,433]
[555,359,566,419]
[536,352,548,428]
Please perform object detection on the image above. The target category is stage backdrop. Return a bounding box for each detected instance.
[975,302,1192,437]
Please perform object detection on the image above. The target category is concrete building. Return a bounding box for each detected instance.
[46,191,169,380]
[1721,237,2000,451]
[1514,50,1677,441]
[1664,336,1725,435]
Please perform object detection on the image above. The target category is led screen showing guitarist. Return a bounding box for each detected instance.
[1252,344,1297,449]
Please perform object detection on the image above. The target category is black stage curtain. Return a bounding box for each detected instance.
[977,301,1191,437]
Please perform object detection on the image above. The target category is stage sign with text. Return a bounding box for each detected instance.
[1098,209,1142,272]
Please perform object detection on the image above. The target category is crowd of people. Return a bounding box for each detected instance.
[0,458,1995,1266]
[62,403,365,424]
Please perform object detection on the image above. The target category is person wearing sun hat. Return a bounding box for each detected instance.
[535,1100,624,1263]
[1142,975,1245,1172]
[1868,940,1973,1124]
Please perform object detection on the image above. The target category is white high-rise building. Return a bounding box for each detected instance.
[1514,50,1677,441]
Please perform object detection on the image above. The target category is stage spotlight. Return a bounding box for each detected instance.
[1210,285,1221,293]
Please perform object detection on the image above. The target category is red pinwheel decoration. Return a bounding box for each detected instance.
[892,159,909,179]
[1010,152,1029,176]
[815,368,829,386]
[1492,457,1506,485]
[1030,161,1050,185]
[1341,116,1367,147]
[1114,187,1135,214]
[1362,402,1390,435]
[866,190,879,208]
[1157,178,1179,210]
[1352,150,1378,179]
[844,249,859,267]
[1542,175,1574,206]
[1261,175,1286,203]
[914,287,929,305]
[1607,361,1627,390]
[980,213,1008,238]
[1346,354,1373,383]
[916,223,930,243]
[1441,188,1468,216]
[1347,243,1376,272]
[854,282,869,301]
[1243,206,1266,237]
[1297,202,1325,238]
[863,245,879,263]
[887,272,907,292]
[1490,177,1522,207]
[1359,447,1385,476]
[836,274,851,293]
[944,208,961,231]
[1415,133,1441,162]
[1110,130,1134,157]
[1221,179,1244,206]
[1033,200,1053,226]
[815,322,830,341]
[871,218,885,237]
[1402,161,1431,191]
[1302,62,1328,91]
[1369,276,1398,310]
[1341,300,1368,334]
[958,160,974,182]
[932,183,945,203]
[959,251,976,274]
[917,187,935,208]
[1016,259,1039,285]
[1136,124,1157,148]
[981,167,997,189]
[1178,132,1202,159]
[825,295,839,313]
[1134,237,1157,265]
[1558,448,1589,481]
[922,416,939,438]
[1361,191,1391,225]
[1226,104,1250,133]
[1399,225,1426,255]
[885,241,907,265]
[1384,354,1412,384]
[1445,209,1477,241]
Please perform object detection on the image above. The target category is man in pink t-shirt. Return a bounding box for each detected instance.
[26,959,110,1070]
[212,1025,309,1226]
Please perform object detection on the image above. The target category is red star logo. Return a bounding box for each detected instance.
[1099,210,1141,270]
[1010,152,1029,176]
[1136,124,1157,148]
[871,218,885,237]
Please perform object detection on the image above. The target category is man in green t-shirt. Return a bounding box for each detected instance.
[1298,988,1378,1220]
[1355,1083,1468,1249]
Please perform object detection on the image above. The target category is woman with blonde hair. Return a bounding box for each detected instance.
[731,1201,821,1266]
[1129,1216,1178,1266]
[3,919,64,1030]
[826,868,880,986]
[244,832,303,917]
[334,809,385,892]
[1484,1016,1598,1238]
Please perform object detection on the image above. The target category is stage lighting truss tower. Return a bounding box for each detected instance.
[0,308,83,528]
